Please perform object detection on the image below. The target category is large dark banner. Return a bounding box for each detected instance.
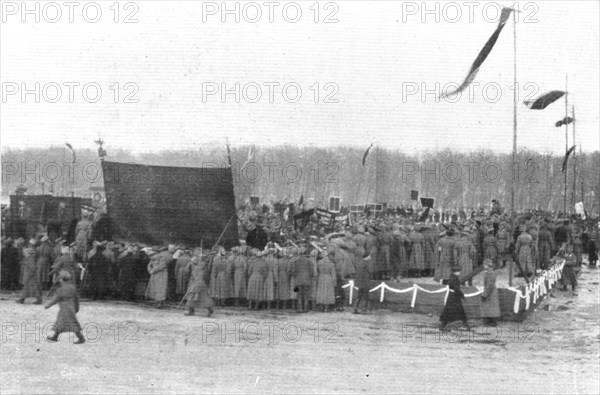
[101,161,238,248]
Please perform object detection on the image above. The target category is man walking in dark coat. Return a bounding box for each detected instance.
[86,241,110,300]
[118,244,139,301]
[353,247,372,314]
[439,267,470,331]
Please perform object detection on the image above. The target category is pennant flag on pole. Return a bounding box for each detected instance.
[240,147,255,172]
[524,90,565,110]
[555,116,574,127]
[440,7,513,99]
[561,145,576,172]
[225,138,232,167]
[65,142,76,163]
[362,143,373,166]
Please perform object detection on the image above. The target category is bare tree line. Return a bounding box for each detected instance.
[2,146,599,215]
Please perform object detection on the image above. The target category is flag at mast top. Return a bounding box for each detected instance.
[523,90,566,110]
[440,7,513,99]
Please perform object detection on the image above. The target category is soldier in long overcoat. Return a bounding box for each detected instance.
[480,260,500,326]
[184,255,214,316]
[483,229,499,268]
[515,226,535,277]
[496,223,511,267]
[422,225,437,276]
[17,239,42,304]
[455,231,476,286]
[263,248,278,308]
[247,249,268,309]
[316,253,336,310]
[537,224,555,270]
[145,253,168,307]
[560,244,577,292]
[434,230,455,282]
[37,236,56,289]
[408,226,425,277]
[571,225,584,266]
[210,247,233,306]
[231,246,248,305]
[45,271,85,344]
[174,250,192,298]
[276,247,292,309]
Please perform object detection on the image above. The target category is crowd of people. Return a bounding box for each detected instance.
[2,202,598,321]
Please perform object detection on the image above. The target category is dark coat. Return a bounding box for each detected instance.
[87,249,110,294]
[354,257,371,290]
[440,274,467,324]
[1,244,20,287]
[291,256,313,286]
[45,283,81,333]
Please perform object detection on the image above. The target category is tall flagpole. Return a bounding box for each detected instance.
[564,75,569,214]
[509,5,517,287]
[571,106,577,208]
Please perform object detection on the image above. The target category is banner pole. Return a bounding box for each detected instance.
[509,4,517,286]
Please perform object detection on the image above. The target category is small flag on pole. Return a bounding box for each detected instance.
[555,116,574,127]
[225,138,232,167]
[362,144,373,166]
[561,145,576,172]
[440,7,513,99]
[65,142,76,163]
[524,91,565,110]
[240,147,255,172]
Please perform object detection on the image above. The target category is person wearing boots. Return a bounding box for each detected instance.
[560,244,578,294]
[45,271,85,344]
[439,266,471,331]
[184,255,214,317]
[480,259,500,326]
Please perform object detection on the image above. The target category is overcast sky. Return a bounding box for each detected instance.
[1,0,599,155]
